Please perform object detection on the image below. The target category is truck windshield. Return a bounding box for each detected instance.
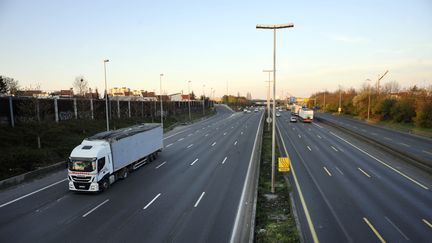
[69,159,96,172]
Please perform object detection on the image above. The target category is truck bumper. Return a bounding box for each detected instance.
[69,181,99,192]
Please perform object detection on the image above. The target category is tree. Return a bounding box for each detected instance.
[0,75,19,94]
[391,97,416,123]
[73,76,89,97]
[190,91,196,100]
[416,102,432,128]
[0,76,7,94]
[378,98,397,120]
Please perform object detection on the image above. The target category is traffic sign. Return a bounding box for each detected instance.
[266,117,272,123]
[278,157,290,172]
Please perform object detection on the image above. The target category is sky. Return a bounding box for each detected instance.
[0,0,431,99]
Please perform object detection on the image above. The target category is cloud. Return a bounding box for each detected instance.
[330,35,370,44]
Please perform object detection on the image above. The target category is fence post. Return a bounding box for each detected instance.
[74,98,78,119]
[54,98,59,123]
[8,96,14,128]
[128,100,131,118]
[117,99,120,119]
[90,98,94,120]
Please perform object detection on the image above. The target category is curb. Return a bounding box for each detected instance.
[0,161,66,190]
[316,116,432,174]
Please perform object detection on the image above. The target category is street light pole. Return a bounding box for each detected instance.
[338,85,342,115]
[103,59,110,131]
[263,70,273,131]
[202,84,205,115]
[257,23,294,194]
[188,81,192,121]
[160,74,164,127]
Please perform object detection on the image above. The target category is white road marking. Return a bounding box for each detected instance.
[384,137,392,141]
[190,158,199,166]
[211,142,216,146]
[178,138,184,141]
[358,167,371,178]
[223,132,227,135]
[308,128,311,131]
[323,167,332,176]
[363,217,386,243]
[317,135,322,139]
[371,132,378,136]
[331,146,338,152]
[330,131,429,190]
[423,219,432,228]
[335,167,344,175]
[423,150,432,156]
[83,199,110,217]
[0,179,67,208]
[155,161,167,169]
[292,128,295,130]
[187,144,193,149]
[307,146,312,151]
[399,142,410,147]
[163,130,186,140]
[143,193,161,210]
[298,134,302,138]
[231,126,234,129]
[241,131,243,135]
[166,143,173,148]
[361,129,366,132]
[205,133,209,137]
[385,216,409,240]
[222,157,227,164]
[194,192,205,207]
[188,133,193,137]
[234,141,238,146]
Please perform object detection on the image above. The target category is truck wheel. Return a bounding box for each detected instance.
[148,155,153,163]
[100,178,110,191]
[120,169,128,179]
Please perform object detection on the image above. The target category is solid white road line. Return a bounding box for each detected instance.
[423,219,432,229]
[187,144,193,149]
[155,161,167,169]
[234,141,238,146]
[0,179,67,208]
[385,216,409,240]
[423,150,432,156]
[330,131,429,190]
[166,143,173,148]
[335,167,344,175]
[331,146,338,152]
[276,124,319,243]
[222,157,227,164]
[190,158,199,166]
[307,146,312,151]
[211,142,216,146]
[143,193,161,210]
[194,192,205,207]
[83,199,110,217]
[363,217,386,243]
[178,138,184,141]
[323,167,332,176]
[358,167,371,178]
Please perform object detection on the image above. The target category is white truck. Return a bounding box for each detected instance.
[299,108,314,123]
[68,124,163,192]
[291,104,302,116]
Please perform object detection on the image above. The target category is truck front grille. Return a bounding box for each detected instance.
[71,176,92,182]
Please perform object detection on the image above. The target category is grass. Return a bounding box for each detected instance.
[376,120,432,138]
[0,108,215,180]
[254,122,299,243]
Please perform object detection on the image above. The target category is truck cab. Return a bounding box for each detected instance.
[68,140,112,192]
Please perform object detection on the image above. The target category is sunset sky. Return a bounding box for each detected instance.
[0,0,431,99]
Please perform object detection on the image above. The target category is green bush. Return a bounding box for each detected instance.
[391,97,416,123]
[416,102,432,128]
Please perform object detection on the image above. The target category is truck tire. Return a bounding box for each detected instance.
[120,168,128,179]
[148,155,153,163]
[100,178,110,192]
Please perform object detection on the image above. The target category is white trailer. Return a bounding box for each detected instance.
[68,124,163,192]
[291,104,302,116]
[299,108,314,123]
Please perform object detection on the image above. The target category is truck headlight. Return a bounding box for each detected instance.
[90,183,99,191]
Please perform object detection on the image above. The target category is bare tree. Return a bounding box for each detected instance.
[382,81,400,94]
[73,76,89,97]
[0,75,20,95]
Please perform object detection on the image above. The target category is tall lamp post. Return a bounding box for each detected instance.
[263,69,273,131]
[103,59,110,131]
[366,79,371,121]
[202,84,206,115]
[160,74,164,127]
[338,85,342,115]
[188,81,192,121]
[257,23,294,194]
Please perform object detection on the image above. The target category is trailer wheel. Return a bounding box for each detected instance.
[148,155,153,162]
[120,168,128,179]
[152,153,157,160]
[100,178,110,191]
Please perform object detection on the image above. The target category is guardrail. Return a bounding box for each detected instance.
[230,111,264,243]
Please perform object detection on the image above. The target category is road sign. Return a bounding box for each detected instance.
[266,117,272,123]
[278,157,290,172]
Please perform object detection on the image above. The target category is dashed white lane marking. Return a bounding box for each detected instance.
[83,199,110,217]
[187,144,193,149]
[211,142,216,146]
[223,132,227,135]
[384,137,392,141]
[143,193,161,210]
[190,158,199,166]
[331,146,338,152]
[188,133,193,137]
[423,150,432,156]
[399,142,410,147]
[0,179,67,208]
[385,216,409,240]
[371,132,377,136]
[335,167,344,175]
[307,146,312,151]
[423,219,432,229]
[298,134,301,138]
[222,157,227,164]
[323,167,332,176]
[178,138,184,141]
[234,141,238,146]
[155,161,167,169]
[358,167,371,178]
[317,135,322,139]
[241,131,243,135]
[194,192,205,207]
[205,133,209,137]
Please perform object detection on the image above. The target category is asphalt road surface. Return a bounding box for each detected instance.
[0,105,263,243]
[276,110,432,242]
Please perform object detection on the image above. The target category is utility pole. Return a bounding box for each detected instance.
[103,59,110,131]
[160,74,164,127]
[366,79,371,121]
[202,84,205,115]
[188,81,192,121]
[377,70,389,97]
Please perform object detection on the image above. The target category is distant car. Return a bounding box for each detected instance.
[290,117,297,123]
[247,110,252,113]
[276,112,281,117]
[254,108,259,112]
[243,109,248,113]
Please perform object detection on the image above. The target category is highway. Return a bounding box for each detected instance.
[276,110,432,242]
[315,112,432,165]
[0,105,263,243]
